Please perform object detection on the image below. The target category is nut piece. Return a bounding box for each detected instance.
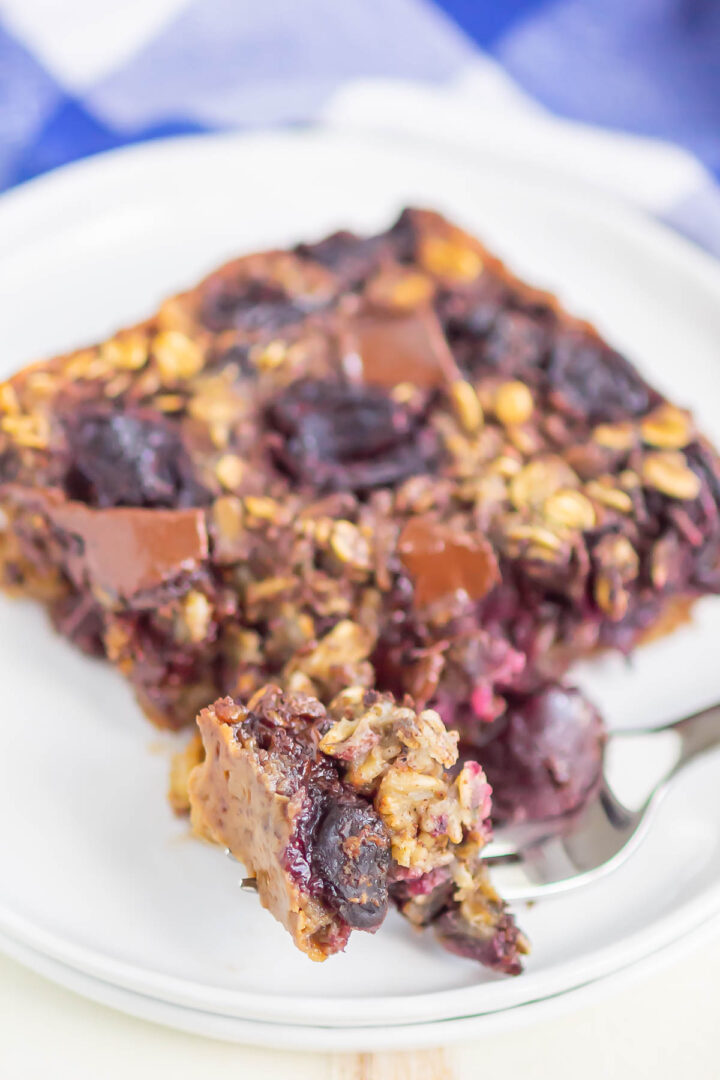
[0,383,20,415]
[494,381,534,427]
[301,621,374,680]
[365,268,434,310]
[253,340,287,371]
[154,393,185,413]
[212,495,244,542]
[62,350,112,381]
[585,478,634,514]
[450,380,483,434]
[510,456,579,510]
[650,534,681,590]
[619,469,641,490]
[640,404,692,450]
[329,520,371,570]
[489,454,522,479]
[179,590,212,644]
[506,424,544,457]
[0,413,50,449]
[101,333,148,371]
[600,533,638,576]
[592,422,636,451]
[418,236,483,282]
[153,331,204,381]
[215,454,245,491]
[504,520,564,556]
[320,688,492,874]
[244,496,280,521]
[642,451,701,501]
[593,533,639,620]
[390,382,417,404]
[543,488,596,531]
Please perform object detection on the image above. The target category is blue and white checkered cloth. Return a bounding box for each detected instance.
[2,0,720,255]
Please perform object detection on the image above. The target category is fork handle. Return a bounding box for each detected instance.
[668,702,720,770]
[622,702,720,778]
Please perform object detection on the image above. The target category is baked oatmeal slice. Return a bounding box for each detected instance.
[2,207,719,823]
[189,688,390,961]
[188,685,527,972]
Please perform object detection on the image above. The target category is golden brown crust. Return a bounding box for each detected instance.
[189,699,347,962]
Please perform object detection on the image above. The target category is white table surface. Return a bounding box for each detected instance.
[2,929,718,1079]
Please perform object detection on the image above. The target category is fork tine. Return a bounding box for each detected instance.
[485,703,720,901]
[485,782,642,901]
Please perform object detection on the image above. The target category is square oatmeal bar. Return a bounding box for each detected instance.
[1,207,715,827]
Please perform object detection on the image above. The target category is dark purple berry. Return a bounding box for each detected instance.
[694,539,720,590]
[0,449,19,484]
[199,278,309,334]
[267,379,438,493]
[50,592,105,656]
[296,231,388,286]
[311,801,390,930]
[437,282,550,379]
[686,440,720,504]
[204,342,254,375]
[436,280,508,344]
[474,685,605,823]
[433,906,524,976]
[63,407,206,509]
[483,311,548,373]
[546,330,655,421]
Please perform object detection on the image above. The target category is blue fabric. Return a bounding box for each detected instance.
[0,0,719,250]
[87,0,474,131]
[0,23,64,189]
[496,0,720,179]
[434,0,550,47]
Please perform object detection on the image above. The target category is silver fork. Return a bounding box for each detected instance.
[483,701,720,901]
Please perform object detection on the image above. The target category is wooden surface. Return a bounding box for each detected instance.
[2,930,718,1079]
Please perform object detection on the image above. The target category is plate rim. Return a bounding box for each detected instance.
[3,915,719,1050]
[4,124,720,288]
[3,873,720,1026]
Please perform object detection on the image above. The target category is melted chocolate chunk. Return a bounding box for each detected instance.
[64,408,205,509]
[347,306,457,390]
[545,330,656,422]
[49,501,209,604]
[267,379,438,493]
[398,517,499,608]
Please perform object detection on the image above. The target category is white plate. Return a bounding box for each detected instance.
[4,915,720,1052]
[1,129,720,1046]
